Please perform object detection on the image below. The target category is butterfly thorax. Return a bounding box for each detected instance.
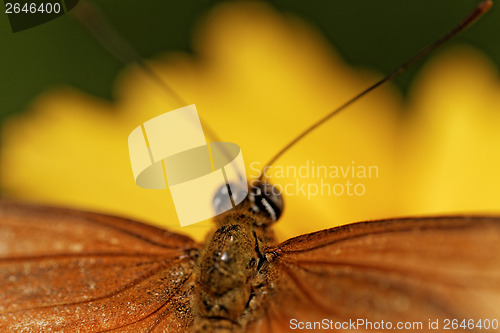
[193,199,279,333]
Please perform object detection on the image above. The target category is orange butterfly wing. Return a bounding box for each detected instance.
[253,217,500,332]
[0,201,199,332]
[4,202,500,332]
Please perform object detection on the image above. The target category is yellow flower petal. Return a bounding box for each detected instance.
[2,2,499,243]
[401,46,500,214]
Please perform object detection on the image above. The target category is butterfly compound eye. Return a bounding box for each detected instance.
[249,181,284,223]
[213,183,249,215]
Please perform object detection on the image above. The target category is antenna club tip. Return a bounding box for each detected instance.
[479,0,493,12]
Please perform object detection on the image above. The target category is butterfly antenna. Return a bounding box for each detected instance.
[259,0,492,182]
[71,0,223,144]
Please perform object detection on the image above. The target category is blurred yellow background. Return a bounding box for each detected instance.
[1,1,500,242]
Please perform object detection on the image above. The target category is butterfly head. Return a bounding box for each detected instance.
[213,180,284,226]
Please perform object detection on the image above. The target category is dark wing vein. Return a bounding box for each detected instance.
[0,201,199,332]
[255,216,500,332]
[277,216,479,255]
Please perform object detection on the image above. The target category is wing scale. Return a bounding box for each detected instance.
[257,216,500,332]
[0,201,199,332]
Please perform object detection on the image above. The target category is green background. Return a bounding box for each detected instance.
[0,0,499,123]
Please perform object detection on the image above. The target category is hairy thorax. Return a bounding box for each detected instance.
[193,202,278,332]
